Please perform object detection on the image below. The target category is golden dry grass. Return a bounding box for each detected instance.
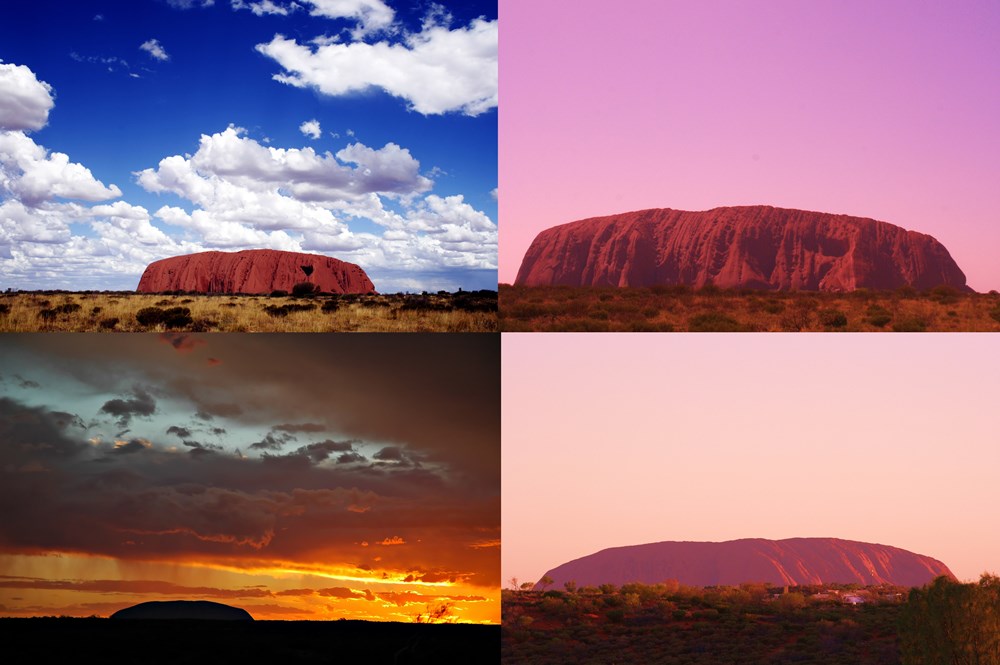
[0,291,497,333]
[499,284,1000,332]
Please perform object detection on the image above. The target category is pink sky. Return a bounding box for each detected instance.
[499,0,1000,291]
[502,334,1000,586]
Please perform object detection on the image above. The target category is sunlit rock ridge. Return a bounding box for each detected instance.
[515,206,969,292]
[136,249,376,294]
[537,537,954,588]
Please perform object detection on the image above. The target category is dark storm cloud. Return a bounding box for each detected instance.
[249,432,295,450]
[166,425,191,438]
[0,334,500,586]
[109,438,152,455]
[14,375,39,389]
[100,388,155,426]
[273,423,327,434]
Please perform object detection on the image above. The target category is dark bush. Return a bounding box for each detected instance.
[99,317,119,329]
[136,306,192,328]
[269,290,288,297]
[688,312,745,332]
[818,309,848,328]
[263,303,316,317]
[291,282,319,297]
[38,308,57,320]
[321,300,340,313]
[90,306,102,315]
[892,317,928,332]
[0,303,9,315]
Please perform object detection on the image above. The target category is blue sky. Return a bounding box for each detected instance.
[0,0,497,292]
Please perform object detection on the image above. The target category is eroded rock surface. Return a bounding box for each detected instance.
[515,206,968,291]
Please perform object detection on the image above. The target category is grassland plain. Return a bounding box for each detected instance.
[500,284,1000,332]
[502,583,903,665]
[0,290,497,333]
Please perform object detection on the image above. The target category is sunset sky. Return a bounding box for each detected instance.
[0,333,499,622]
[0,0,496,292]
[503,334,1000,588]
[499,0,1000,291]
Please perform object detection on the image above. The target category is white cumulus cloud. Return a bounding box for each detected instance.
[256,14,497,116]
[0,63,55,131]
[140,39,170,62]
[299,118,322,139]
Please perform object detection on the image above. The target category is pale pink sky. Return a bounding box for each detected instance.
[502,334,1000,586]
[499,0,1000,291]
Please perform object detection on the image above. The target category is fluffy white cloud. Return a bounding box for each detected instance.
[0,131,122,205]
[256,15,497,116]
[299,118,322,139]
[140,39,170,61]
[306,0,394,37]
[135,127,496,281]
[0,63,55,131]
[231,0,297,16]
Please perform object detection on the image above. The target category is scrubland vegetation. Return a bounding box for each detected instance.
[503,575,1000,665]
[0,288,497,332]
[500,284,1000,332]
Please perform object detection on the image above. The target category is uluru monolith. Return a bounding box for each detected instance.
[538,537,954,589]
[110,600,254,620]
[136,249,376,294]
[515,206,969,291]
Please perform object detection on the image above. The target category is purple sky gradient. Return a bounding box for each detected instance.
[502,333,1000,586]
[499,0,1000,291]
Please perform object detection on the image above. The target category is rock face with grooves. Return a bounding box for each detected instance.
[515,206,969,291]
[538,538,954,588]
[111,600,254,620]
[137,249,376,294]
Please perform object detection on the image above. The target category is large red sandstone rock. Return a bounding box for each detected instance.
[515,206,969,291]
[136,249,376,294]
[537,537,954,588]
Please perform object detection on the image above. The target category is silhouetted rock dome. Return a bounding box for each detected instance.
[110,600,254,620]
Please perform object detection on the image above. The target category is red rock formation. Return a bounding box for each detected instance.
[537,537,955,588]
[136,249,376,294]
[515,206,969,291]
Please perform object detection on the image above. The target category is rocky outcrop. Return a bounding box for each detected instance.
[110,600,254,620]
[538,537,954,588]
[515,206,969,291]
[136,249,376,294]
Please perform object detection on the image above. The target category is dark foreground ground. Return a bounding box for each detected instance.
[0,618,499,664]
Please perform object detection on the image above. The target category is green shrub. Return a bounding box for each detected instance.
[892,317,928,332]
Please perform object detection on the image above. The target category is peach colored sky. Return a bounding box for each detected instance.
[499,0,1000,291]
[502,334,1000,586]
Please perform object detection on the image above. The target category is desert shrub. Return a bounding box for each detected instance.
[780,309,813,331]
[688,312,745,332]
[291,282,319,297]
[321,300,340,313]
[263,303,316,317]
[895,285,919,299]
[180,298,194,304]
[99,317,119,329]
[155,298,173,306]
[928,284,961,304]
[818,309,848,328]
[221,303,238,308]
[989,306,1000,324]
[762,299,785,314]
[0,304,9,315]
[892,317,928,332]
[135,306,192,328]
[269,290,288,297]
[38,308,57,320]
[90,306,102,315]
[55,302,81,314]
[866,305,892,327]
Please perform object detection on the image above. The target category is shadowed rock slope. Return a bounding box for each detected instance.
[111,600,254,620]
[137,249,376,294]
[516,206,969,291]
[538,537,954,588]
